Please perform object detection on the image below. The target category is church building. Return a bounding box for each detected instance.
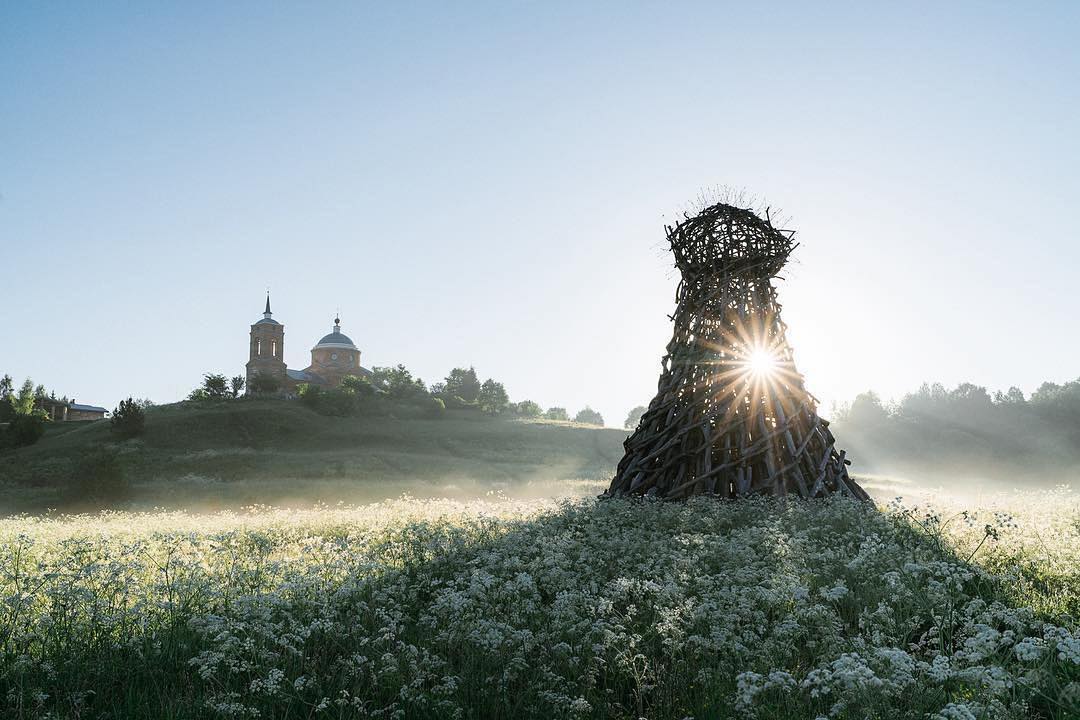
[245,295,372,394]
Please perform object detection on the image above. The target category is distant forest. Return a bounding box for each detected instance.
[831,378,1080,482]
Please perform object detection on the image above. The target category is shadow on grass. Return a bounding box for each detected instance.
[1,497,1073,719]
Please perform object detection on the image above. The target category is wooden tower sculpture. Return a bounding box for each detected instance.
[604,202,870,501]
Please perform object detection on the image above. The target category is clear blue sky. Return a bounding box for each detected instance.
[2,2,1078,425]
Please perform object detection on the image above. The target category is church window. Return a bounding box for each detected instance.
[257,339,262,356]
[272,340,277,358]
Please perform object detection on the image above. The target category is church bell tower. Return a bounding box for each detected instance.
[245,293,287,392]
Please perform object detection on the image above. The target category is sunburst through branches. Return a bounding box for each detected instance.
[605,201,869,501]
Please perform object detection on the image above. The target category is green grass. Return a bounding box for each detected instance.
[0,400,626,512]
[2,403,1077,718]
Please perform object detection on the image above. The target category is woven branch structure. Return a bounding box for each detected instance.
[604,202,869,501]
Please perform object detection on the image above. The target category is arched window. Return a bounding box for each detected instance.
[257,339,262,356]
[272,340,277,358]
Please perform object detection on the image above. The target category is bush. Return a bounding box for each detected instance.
[71,449,130,506]
[111,397,146,438]
[298,384,358,417]
[249,373,282,396]
[421,395,446,418]
[441,394,474,410]
[7,413,45,447]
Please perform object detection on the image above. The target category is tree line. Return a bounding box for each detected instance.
[188,364,607,425]
[830,378,1080,477]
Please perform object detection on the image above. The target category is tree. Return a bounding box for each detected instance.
[199,373,230,400]
[441,367,482,404]
[623,405,647,430]
[846,391,889,427]
[13,378,36,416]
[371,365,427,399]
[993,386,1026,405]
[545,407,569,421]
[574,407,604,426]
[341,374,377,397]
[111,397,146,438]
[0,375,14,423]
[230,375,246,398]
[477,379,509,414]
[512,400,542,418]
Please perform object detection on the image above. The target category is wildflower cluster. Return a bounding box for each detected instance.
[0,489,1076,719]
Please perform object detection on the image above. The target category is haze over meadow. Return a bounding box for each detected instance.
[3,2,1079,424]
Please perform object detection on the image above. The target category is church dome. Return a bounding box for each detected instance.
[312,316,358,350]
[315,331,356,348]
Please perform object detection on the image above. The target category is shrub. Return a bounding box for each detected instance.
[71,449,130,506]
[421,395,446,417]
[298,384,357,417]
[441,394,474,410]
[249,373,282,396]
[111,397,146,438]
[7,413,45,447]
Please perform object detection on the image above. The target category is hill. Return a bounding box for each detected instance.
[0,400,627,512]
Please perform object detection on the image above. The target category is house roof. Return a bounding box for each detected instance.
[69,403,107,413]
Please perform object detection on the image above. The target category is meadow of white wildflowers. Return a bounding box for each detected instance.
[0,486,1077,719]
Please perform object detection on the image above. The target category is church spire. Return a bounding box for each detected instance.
[264,292,272,319]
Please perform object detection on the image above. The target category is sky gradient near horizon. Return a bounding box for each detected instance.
[3,2,1079,426]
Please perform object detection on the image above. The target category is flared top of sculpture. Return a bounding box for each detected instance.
[668,202,796,280]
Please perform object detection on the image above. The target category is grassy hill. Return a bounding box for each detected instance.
[0,400,627,512]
